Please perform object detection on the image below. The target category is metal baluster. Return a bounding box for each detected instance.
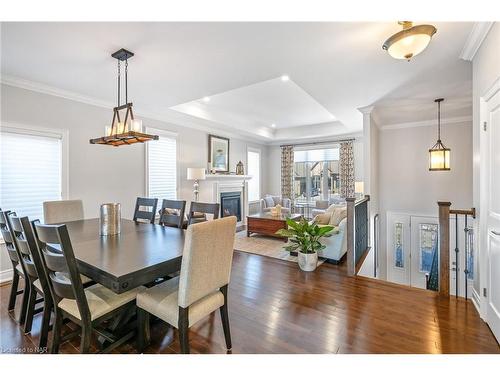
[454,213,459,298]
[464,214,469,300]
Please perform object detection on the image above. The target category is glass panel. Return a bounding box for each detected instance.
[419,223,438,273]
[394,222,404,268]
[247,150,260,202]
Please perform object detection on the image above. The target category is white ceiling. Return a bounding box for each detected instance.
[0,22,474,143]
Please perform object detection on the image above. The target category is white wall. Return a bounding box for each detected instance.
[265,139,364,196]
[0,84,268,277]
[377,122,473,279]
[472,23,500,314]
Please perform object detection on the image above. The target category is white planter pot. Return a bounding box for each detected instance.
[298,251,318,271]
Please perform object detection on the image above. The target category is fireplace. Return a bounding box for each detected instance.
[220,192,242,221]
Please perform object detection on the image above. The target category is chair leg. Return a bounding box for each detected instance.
[39,299,52,351]
[178,306,190,354]
[219,285,232,351]
[18,281,30,325]
[8,271,20,311]
[137,307,148,353]
[51,310,63,354]
[80,325,91,354]
[24,286,38,334]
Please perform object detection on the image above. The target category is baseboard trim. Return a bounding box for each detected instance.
[0,268,13,286]
[471,288,482,319]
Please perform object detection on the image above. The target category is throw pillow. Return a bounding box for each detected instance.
[329,206,347,226]
[313,213,331,225]
[264,196,275,208]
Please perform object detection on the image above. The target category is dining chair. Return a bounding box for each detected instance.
[0,209,29,324]
[186,202,220,226]
[133,197,158,224]
[158,199,186,229]
[33,222,145,353]
[136,216,237,354]
[43,199,84,224]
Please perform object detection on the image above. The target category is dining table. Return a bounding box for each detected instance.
[62,218,185,294]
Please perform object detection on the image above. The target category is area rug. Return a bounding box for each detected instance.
[233,231,325,266]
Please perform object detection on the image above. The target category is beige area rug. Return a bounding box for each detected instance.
[233,231,325,266]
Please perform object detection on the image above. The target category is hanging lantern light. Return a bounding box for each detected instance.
[429,98,450,171]
[90,48,158,147]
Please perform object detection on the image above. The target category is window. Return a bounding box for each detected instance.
[247,148,260,202]
[419,223,438,273]
[394,222,404,268]
[1,129,63,221]
[147,128,177,200]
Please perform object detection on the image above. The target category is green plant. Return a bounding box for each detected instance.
[276,218,334,254]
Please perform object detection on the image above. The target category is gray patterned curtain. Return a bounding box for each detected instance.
[339,141,355,198]
[280,145,294,203]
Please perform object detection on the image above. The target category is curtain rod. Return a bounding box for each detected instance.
[280,137,356,148]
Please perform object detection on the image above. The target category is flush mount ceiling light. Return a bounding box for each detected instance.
[89,48,158,147]
[280,75,290,82]
[202,96,211,102]
[271,123,276,128]
[383,21,437,61]
[429,98,450,171]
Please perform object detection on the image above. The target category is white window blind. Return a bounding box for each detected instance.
[147,129,177,200]
[247,149,260,202]
[0,130,62,221]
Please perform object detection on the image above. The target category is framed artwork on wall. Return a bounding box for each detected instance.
[208,134,230,173]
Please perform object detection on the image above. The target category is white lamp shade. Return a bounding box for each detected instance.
[187,167,206,180]
[355,181,364,194]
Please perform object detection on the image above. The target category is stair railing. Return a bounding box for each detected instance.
[346,195,370,276]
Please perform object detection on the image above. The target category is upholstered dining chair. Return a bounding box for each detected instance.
[0,209,29,323]
[186,201,220,226]
[133,197,158,224]
[33,222,145,353]
[43,199,84,224]
[136,216,237,354]
[158,199,186,229]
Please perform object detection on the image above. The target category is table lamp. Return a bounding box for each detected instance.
[187,167,206,201]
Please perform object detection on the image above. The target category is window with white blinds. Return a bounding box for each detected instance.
[147,129,177,200]
[0,130,62,221]
[247,149,261,202]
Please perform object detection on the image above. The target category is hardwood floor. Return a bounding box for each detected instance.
[0,251,498,354]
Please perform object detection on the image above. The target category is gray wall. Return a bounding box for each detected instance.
[0,84,269,279]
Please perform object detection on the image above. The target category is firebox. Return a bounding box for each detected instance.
[220,192,242,221]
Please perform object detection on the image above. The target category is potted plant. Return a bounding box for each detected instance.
[276,218,334,271]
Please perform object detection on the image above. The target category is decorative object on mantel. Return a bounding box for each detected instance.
[383,21,437,61]
[429,98,451,171]
[276,218,334,271]
[89,48,158,146]
[99,203,121,236]
[208,134,230,173]
[236,161,244,175]
[187,167,206,201]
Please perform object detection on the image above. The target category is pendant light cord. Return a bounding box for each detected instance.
[125,59,128,104]
[117,60,121,107]
[437,100,441,141]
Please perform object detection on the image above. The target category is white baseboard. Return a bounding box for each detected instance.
[0,268,13,285]
[471,288,483,319]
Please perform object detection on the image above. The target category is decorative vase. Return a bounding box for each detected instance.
[298,251,318,271]
[276,204,282,216]
[236,161,244,175]
[100,203,121,236]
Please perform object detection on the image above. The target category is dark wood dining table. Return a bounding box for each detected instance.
[63,218,185,294]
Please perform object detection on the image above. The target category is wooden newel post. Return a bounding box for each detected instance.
[438,201,451,297]
[346,197,356,276]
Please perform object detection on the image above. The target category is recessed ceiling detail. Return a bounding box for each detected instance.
[170,77,337,130]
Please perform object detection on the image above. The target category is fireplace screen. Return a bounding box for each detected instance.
[220,192,242,221]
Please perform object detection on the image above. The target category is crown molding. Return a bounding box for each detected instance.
[358,105,374,115]
[380,115,472,131]
[460,22,494,61]
[0,75,271,145]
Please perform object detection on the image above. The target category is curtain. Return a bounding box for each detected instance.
[280,146,294,203]
[339,141,355,198]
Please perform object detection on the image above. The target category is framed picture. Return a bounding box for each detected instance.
[208,134,230,173]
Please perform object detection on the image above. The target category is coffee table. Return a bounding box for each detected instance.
[247,212,302,242]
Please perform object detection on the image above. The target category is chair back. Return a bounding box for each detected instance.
[187,202,220,226]
[33,222,91,323]
[158,199,186,229]
[8,214,39,280]
[43,200,84,224]
[0,209,20,265]
[178,216,237,308]
[133,197,158,224]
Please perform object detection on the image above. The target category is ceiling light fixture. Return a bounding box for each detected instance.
[90,48,158,146]
[271,123,276,128]
[280,75,290,82]
[383,21,437,61]
[202,96,211,102]
[429,98,450,171]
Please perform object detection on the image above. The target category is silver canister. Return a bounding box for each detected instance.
[100,203,121,236]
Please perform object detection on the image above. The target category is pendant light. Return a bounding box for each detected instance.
[383,21,437,61]
[429,98,450,171]
[90,48,158,146]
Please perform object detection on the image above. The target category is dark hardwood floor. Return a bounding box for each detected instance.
[1,251,498,354]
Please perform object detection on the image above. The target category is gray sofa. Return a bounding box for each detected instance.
[260,195,291,214]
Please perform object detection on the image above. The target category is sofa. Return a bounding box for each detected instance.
[260,195,291,214]
[311,194,346,217]
[312,205,347,264]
